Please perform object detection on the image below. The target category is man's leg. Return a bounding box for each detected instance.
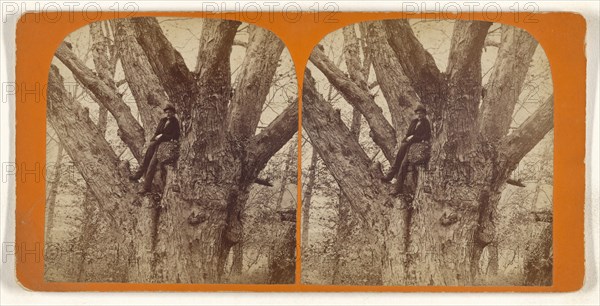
[396,158,411,193]
[390,157,410,196]
[141,152,159,193]
[383,142,410,182]
[130,141,158,180]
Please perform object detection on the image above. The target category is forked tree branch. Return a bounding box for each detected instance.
[383,19,443,107]
[48,65,137,210]
[302,69,388,221]
[245,99,299,177]
[226,25,285,140]
[499,94,553,170]
[479,25,539,141]
[130,17,201,123]
[362,20,421,137]
[113,18,166,132]
[55,42,145,160]
[310,45,396,161]
[441,20,492,145]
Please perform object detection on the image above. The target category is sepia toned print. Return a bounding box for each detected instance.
[301,19,553,286]
[45,17,298,284]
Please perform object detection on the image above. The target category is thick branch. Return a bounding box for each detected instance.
[49,65,155,282]
[130,17,198,115]
[245,99,298,176]
[342,25,365,141]
[499,95,553,169]
[363,21,421,136]
[227,25,285,140]
[55,42,145,160]
[48,65,136,209]
[89,22,115,83]
[310,46,396,161]
[254,177,274,187]
[195,19,241,76]
[342,24,369,91]
[188,19,240,147]
[113,18,165,132]
[302,70,387,220]
[479,25,539,141]
[484,38,501,48]
[446,20,492,81]
[89,21,113,138]
[383,19,443,107]
[442,20,492,150]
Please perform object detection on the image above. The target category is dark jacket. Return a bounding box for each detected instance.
[153,117,180,142]
[403,118,431,143]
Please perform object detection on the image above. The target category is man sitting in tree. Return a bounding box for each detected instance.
[130,104,180,193]
[382,105,431,196]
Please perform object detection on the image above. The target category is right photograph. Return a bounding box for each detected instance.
[300,19,553,286]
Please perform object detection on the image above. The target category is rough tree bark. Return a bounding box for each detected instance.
[331,26,384,284]
[48,66,155,282]
[303,71,408,285]
[304,20,553,285]
[523,213,552,286]
[301,148,318,251]
[44,144,63,244]
[49,18,297,283]
[268,140,297,283]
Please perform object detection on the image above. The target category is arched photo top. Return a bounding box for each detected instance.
[45,16,298,285]
[300,18,553,287]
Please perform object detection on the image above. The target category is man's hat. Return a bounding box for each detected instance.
[414,105,427,114]
[163,104,176,112]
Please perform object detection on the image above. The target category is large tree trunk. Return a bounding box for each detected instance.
[48,66,155,282]
[303,71,409,285]
[304,20,553,286]
[523,219,552,286]
[267,141,297,283]
[268,211,296,284]
[50,18,296,283]
[44,144,63,244]
[301,149,318,251]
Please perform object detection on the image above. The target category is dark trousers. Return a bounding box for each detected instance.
[384,141,412,193]
[133,140,162,190]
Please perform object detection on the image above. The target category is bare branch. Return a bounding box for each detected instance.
[302,69,388,221]
[383,19,443,107]
[113,18,166,132]
[499,95,553,170]
[441,20,492,149]
[227,25,285,140]
[130,17,198,114]
[446,20,492,82]
[245,99,298,176]
[363,21,421,136]
[187,18,240,144]
[342,24,369,91]
[48,65,136,209]
[310,45,396,161]
[55,42,145,160]
[89,22,115,82]
[479,25,539,141]
[342,25,365,142]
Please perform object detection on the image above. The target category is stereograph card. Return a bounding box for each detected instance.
[9,6,587,294]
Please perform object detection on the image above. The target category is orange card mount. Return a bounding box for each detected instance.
[14,11,585,291]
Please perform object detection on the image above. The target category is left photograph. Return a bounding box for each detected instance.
[45,17,298,284]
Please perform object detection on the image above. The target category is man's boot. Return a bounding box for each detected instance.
[381,171,394,183]
[129,169,144,182]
